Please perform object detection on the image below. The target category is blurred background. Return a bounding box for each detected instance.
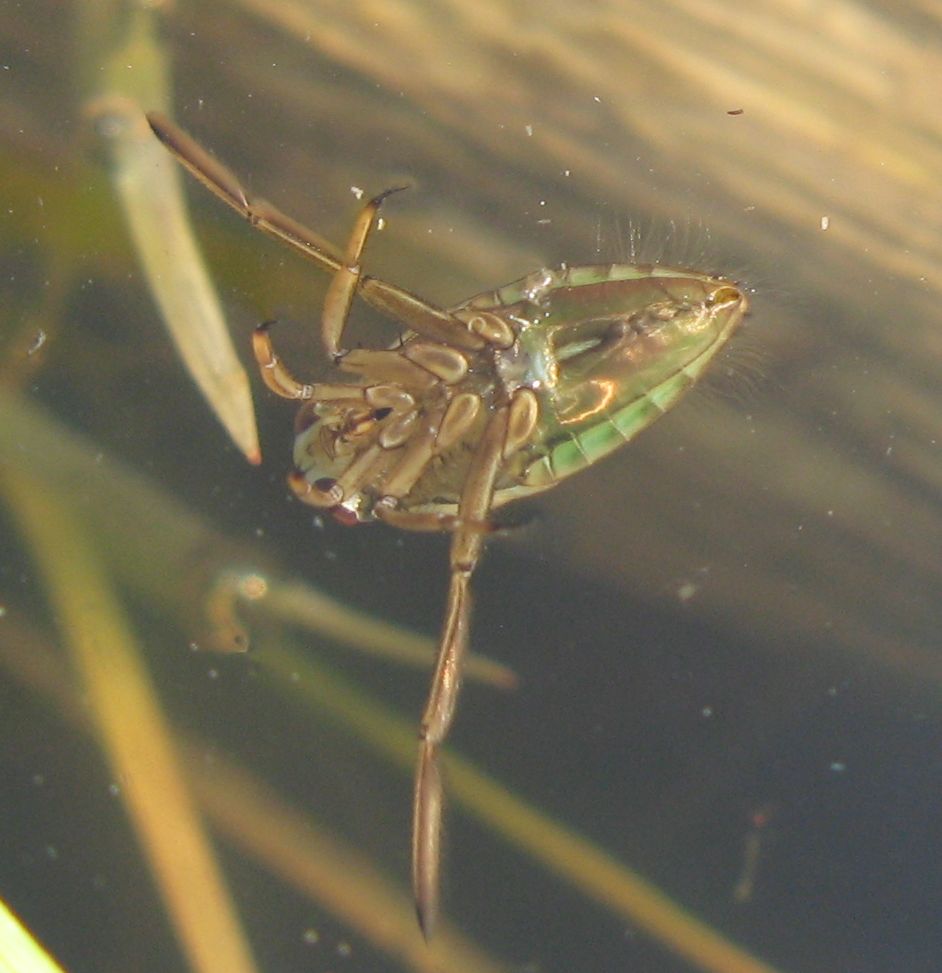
[2,1,942,971]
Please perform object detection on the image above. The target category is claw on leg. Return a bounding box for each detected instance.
[412,568,471,939]
[252,322,315,400]
[413,742,443,939]
[322,187,409,359]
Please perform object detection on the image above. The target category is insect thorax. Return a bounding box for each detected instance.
[291,264,746,522]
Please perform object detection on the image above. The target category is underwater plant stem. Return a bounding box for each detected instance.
[2,469,260,973]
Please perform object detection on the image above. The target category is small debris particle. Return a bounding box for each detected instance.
[677,581,698,603]
[524,124,533,136]
[27,330,46,355]
[820,215,830,230]
[236,573,268,602]
[727,108,744,115]
[350,186,364,200]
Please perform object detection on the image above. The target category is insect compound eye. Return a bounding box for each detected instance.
[313,477,345,506]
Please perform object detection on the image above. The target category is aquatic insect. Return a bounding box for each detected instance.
[147,111,748,936]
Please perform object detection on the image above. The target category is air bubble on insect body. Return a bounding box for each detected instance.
[523,268,558,305]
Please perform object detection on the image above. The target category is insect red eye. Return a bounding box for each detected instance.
[331,506,362,526]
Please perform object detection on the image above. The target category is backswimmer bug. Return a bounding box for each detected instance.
[146,111,749,937]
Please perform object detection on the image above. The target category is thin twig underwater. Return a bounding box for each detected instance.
[147,110,748,937]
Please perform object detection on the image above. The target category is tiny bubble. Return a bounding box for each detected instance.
[302,928,320,945]
[677,581,698,603]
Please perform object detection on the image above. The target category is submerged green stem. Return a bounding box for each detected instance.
[2,468,260,973]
